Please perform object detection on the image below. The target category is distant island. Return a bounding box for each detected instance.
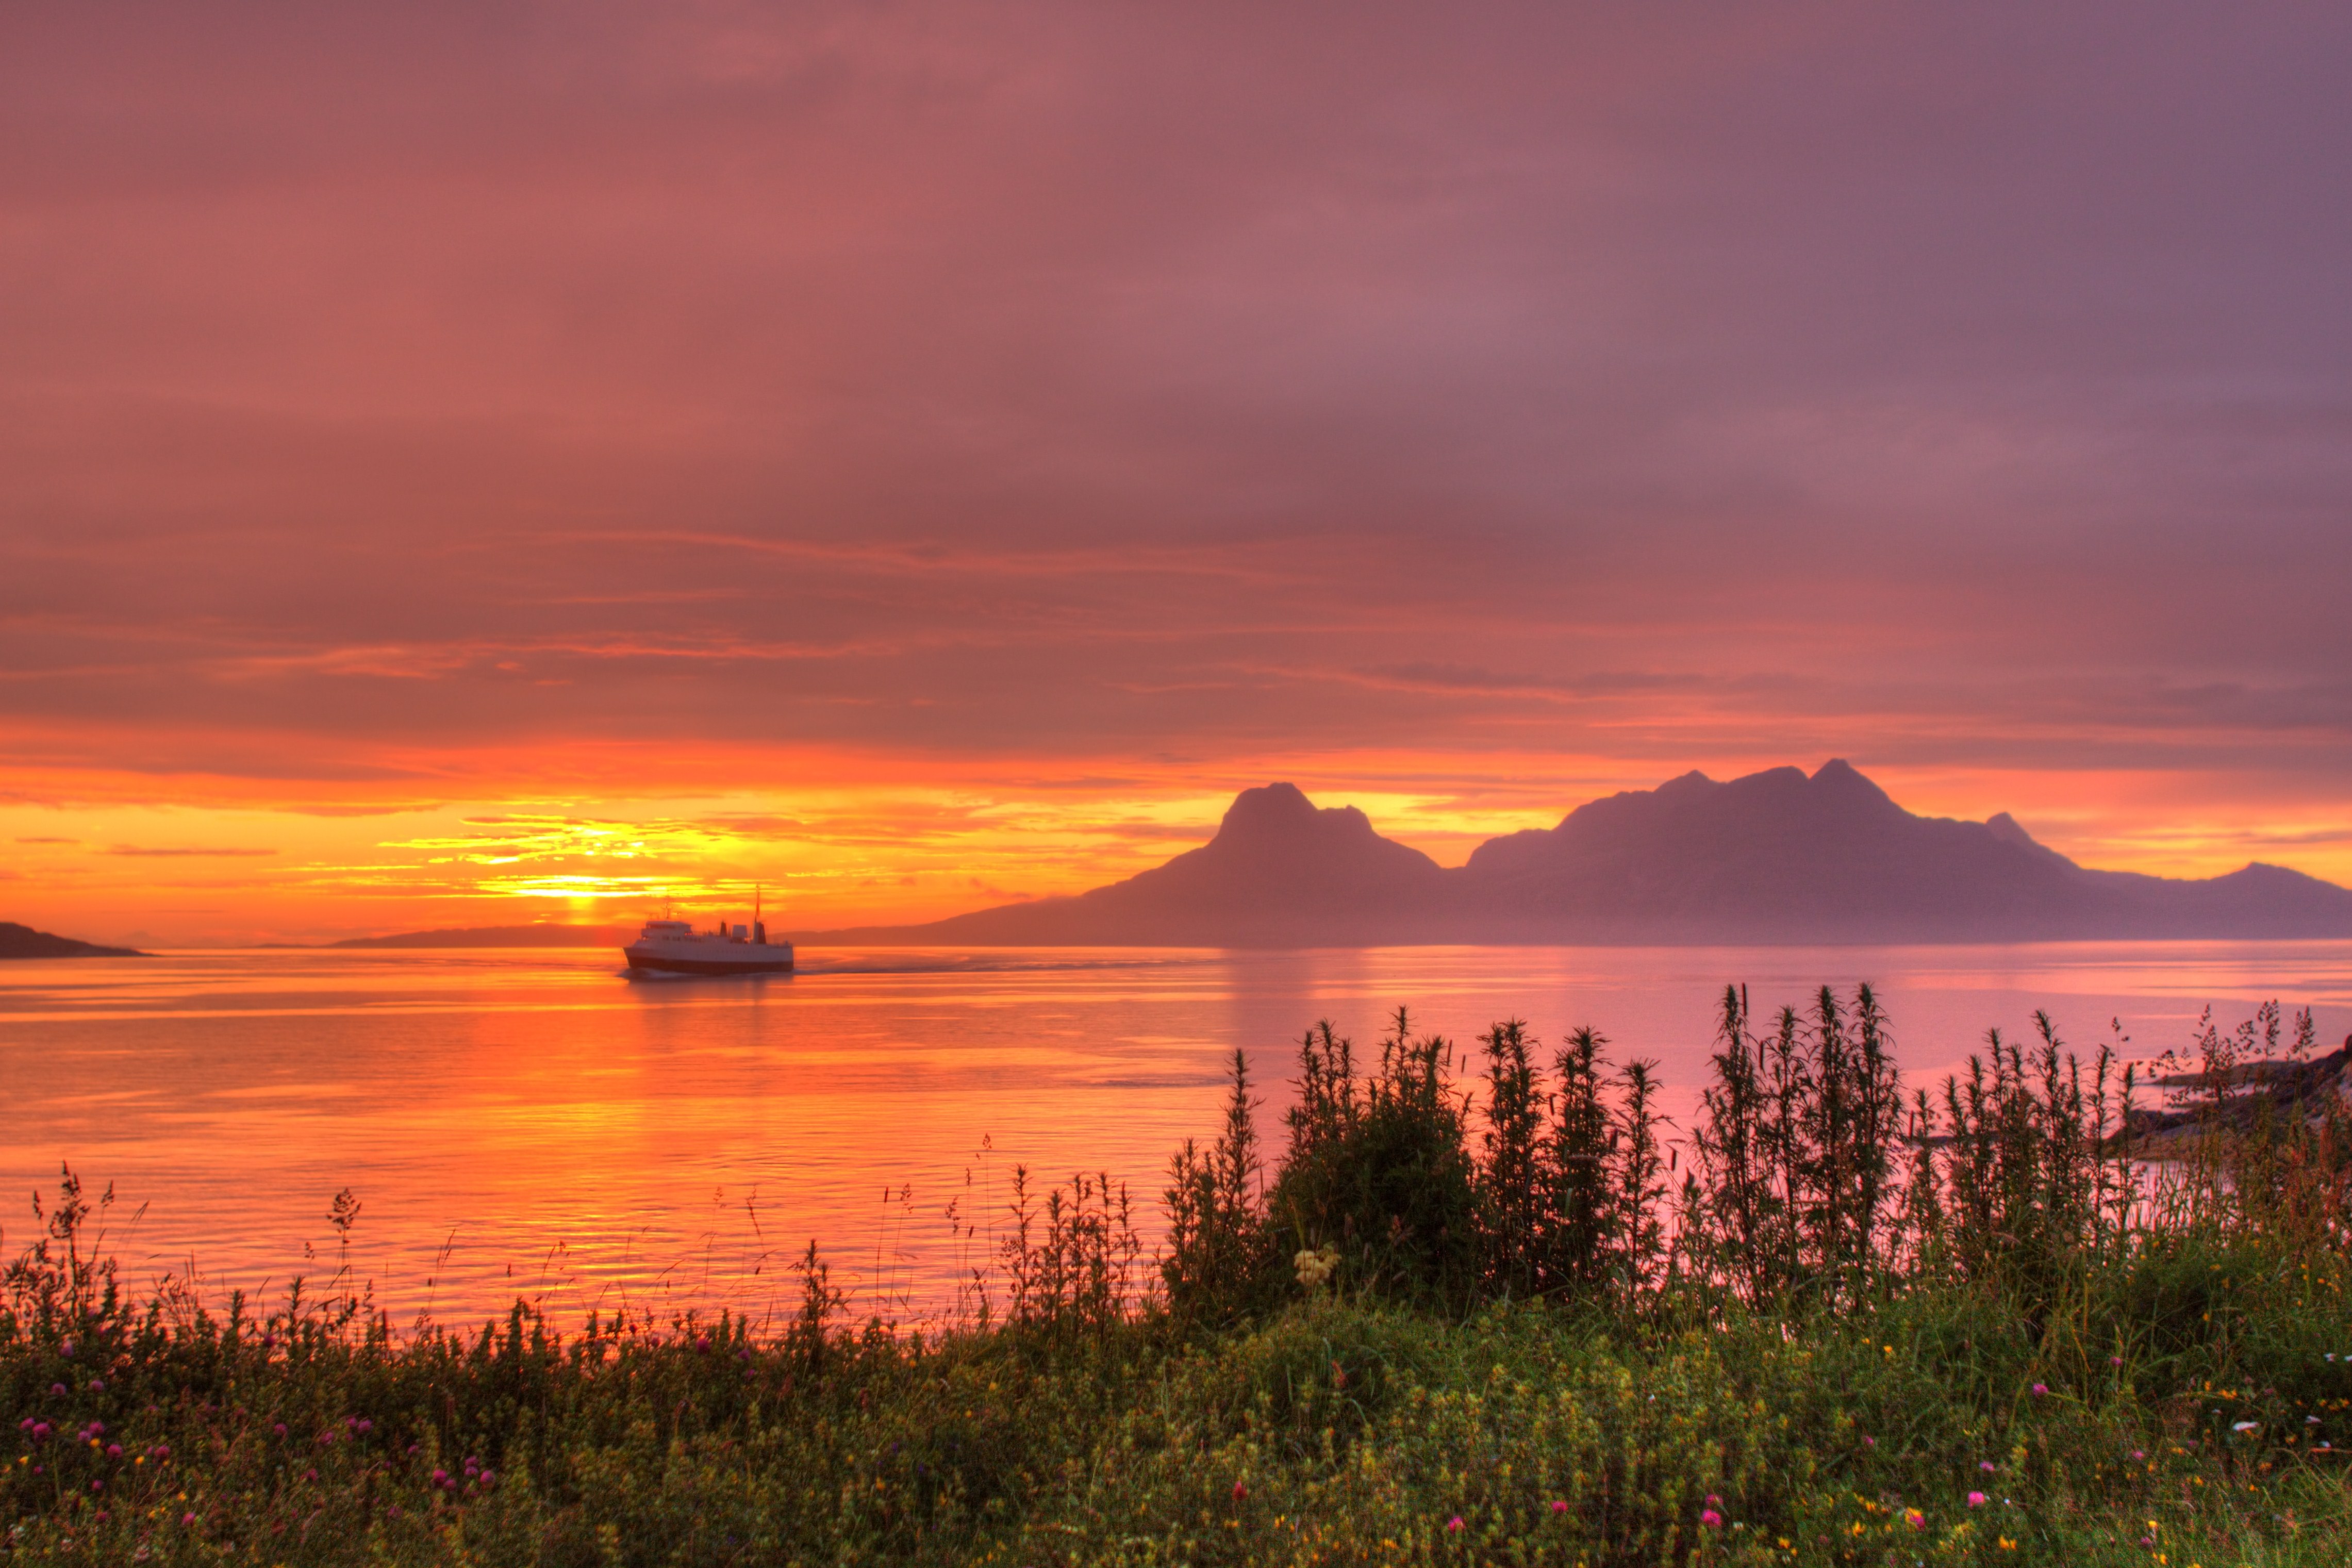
[796,760,2352,948]
[293,924,618,950]
[0,921,146,959]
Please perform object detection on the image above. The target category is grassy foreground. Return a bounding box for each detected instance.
[8,990,2352,1565]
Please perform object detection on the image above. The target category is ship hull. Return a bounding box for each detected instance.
[621,945,794,976]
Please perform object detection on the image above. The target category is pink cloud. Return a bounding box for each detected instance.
[0,1,2346,864]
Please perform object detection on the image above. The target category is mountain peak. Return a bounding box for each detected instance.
[1217,781,1319,834]
[1808,757,1900,814]
[1210,781,1390,849]
[1985,811,2035,848]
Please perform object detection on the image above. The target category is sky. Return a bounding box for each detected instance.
[4,2,2350,945]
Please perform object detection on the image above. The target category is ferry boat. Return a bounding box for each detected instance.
[621,894,794,977]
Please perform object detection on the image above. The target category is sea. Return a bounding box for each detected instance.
[5,942,2349,1329]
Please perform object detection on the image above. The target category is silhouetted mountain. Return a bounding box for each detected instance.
[0,921,145,959]
[1460,760,2352,941]
[799,762,2352,947]
[816,783,1452,946]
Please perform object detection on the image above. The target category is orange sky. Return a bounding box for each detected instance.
[5,4,2350,946]
[11,744,2349,948]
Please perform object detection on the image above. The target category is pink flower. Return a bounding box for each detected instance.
[2030,1382,2048,1397]
[180,1513,196,1527]
[1231,1480,1247,1501]
[1904,1508,1925,1531]
[1447,1515,1465,1532]
[1979,1461,1997,1473]
[1699,1508,1723,1528]
[1967,1491,1987,1508]
[1550,1500,1568,1514]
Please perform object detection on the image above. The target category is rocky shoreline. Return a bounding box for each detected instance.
[2122,1039,2352,1155]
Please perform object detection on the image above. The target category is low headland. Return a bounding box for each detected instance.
[0,922,143,960]
[7,988,2352,1564]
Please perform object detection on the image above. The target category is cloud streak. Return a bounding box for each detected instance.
[103,846,278,859]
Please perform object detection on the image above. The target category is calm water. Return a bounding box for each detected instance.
[5,942,2349,1327]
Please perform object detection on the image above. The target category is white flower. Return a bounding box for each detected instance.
[1294,1244,1340,1289]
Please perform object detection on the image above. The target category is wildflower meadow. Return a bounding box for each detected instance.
[8,987,2352,1564]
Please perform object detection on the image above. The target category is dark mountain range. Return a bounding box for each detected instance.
[0,921,145,959]
[801,762,2352,948]
[1456,760,2352,942]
